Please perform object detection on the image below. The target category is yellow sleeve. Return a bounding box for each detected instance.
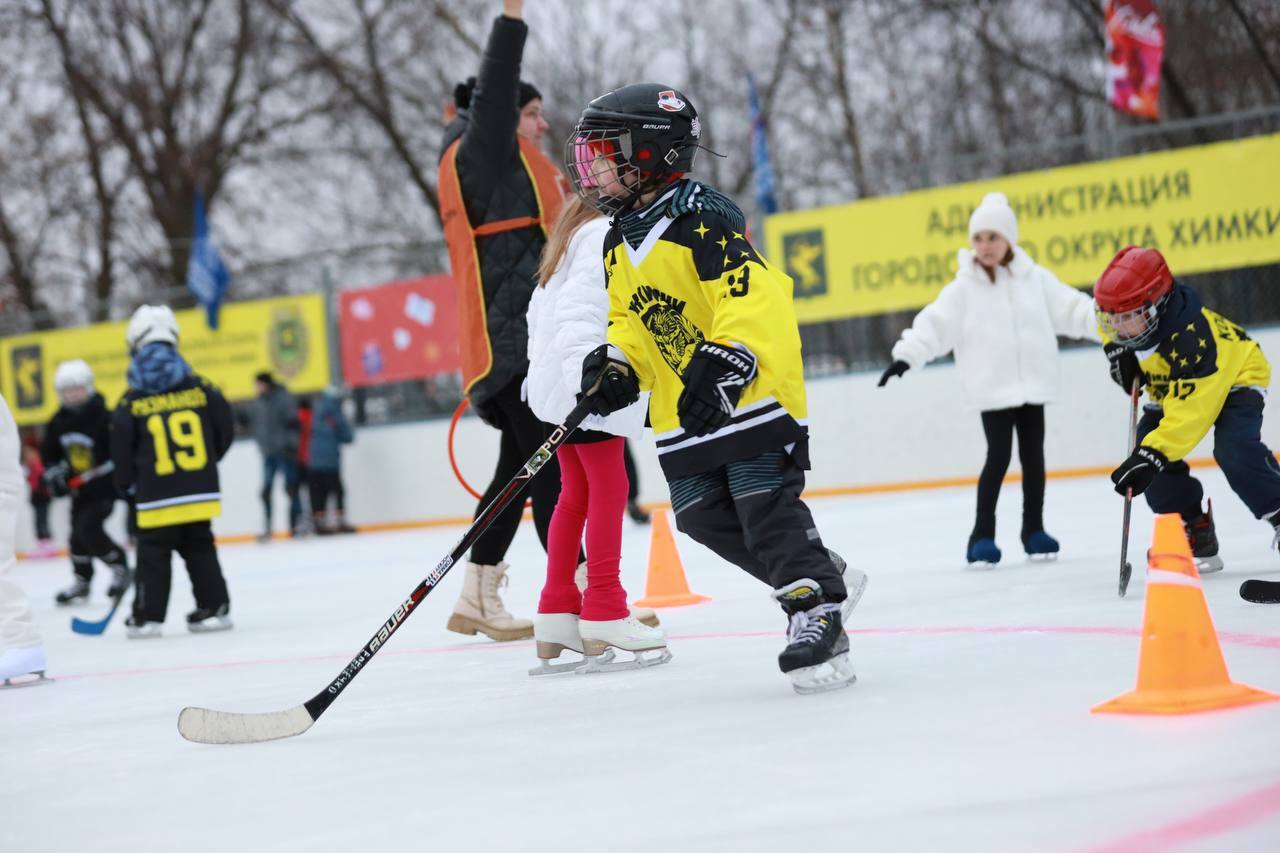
[1141,312,1249,461]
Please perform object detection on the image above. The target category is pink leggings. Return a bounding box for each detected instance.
[538,437,630,621]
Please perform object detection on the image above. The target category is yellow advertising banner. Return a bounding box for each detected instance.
[1,294,330,426]
[764,133,1280,323]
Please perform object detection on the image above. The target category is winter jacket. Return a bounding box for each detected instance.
[308,394,353,471]
[249,383,299,458]
[41,392,115,503]
[525,217,647,439]
[891,246,1100,412]
[436,14,566,407]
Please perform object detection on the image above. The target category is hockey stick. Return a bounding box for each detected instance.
[70,582,130,636]
[1118,380,1141,598]
[177,396,596,744]
[68,460,114,490]
[1240,579,1280,604]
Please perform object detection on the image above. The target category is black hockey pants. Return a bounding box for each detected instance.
[972,404,1046,543]
[1136,389,1280,520]
[133,521,230,623]
[668,449,847,601]
[69,497,127,582]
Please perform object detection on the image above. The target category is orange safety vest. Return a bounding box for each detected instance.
[438,136,569,395]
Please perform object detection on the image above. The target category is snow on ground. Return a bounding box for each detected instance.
[4,469,1279,853]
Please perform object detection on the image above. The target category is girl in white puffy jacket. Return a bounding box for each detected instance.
[524,196,665,672]
[878,192,1100,565]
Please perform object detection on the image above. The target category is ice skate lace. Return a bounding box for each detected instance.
[787,603,840,644]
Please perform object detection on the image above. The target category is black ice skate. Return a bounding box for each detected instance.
[54,578,90,606]
[105,562,132,599]
[1184,500,1224,574]
[772,579,856,695]
[125,614,162,639]
[187,603,233,634]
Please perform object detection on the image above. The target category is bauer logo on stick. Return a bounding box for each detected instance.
[657,90,686,112]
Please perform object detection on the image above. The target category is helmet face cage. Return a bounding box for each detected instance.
[1095,290,1169,349]
[565,126,648,216]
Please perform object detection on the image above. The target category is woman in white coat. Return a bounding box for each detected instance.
[878,192,1100,565]
[0,392,49,685]
[524,196,667,672]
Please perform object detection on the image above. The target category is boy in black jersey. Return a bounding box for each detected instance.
[111,306,234,638]
[43,360,130,605]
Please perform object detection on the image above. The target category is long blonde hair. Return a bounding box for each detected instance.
[537,195,603,287]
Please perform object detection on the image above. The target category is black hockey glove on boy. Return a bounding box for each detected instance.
[677,342,758,437]
[43,463,71,498]
[579,344,640,416]
[1104,343,1145,394]
[877,360,909,386]
[1110,445,1167,497]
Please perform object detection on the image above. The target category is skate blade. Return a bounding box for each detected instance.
[788,653,856,695]
[964,560,999,570]
[2,672,53,689]
[841,571,869,623]
[528,649,615,676]
[1195,556,1224,574]
[1026,553,1058,562]
[188,618,234,634]
[579,647,672,674]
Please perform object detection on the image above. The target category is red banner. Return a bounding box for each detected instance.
[1105,0,1164,121]
[338,274,461,386]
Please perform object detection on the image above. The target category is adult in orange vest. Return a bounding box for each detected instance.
[438,0,567,642]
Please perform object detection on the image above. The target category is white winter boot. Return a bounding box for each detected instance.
[447,562,534,642]
[574,562,659,628]
[577,616,671,672]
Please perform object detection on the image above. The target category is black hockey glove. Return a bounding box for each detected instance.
[1104,343,1145,394]
[877,360,909,387]
[1110,445,1167,497]
[677,342,758,437]
[43,463,70,498]
[469,393,505,430]
[579,345,639,416]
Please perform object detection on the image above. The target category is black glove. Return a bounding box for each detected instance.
[677,342,758,437]
[43,463,70,498]
[579,345,640,416]
[469,394,504,430]
[1110,446,1167,497]
[877,360,910,387]
[1105,343,1145,393]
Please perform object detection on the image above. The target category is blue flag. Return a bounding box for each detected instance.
[186,188,230,330]
[747,74,778,215]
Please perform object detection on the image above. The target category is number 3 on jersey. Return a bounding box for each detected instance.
[146,410,208,475]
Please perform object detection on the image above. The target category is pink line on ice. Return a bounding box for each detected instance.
[1081,778,1280,853]
[51,624,1280,682]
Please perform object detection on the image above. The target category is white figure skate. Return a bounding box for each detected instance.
[0,645,52,688]
[529,613,613,676]
[578,616,671,673]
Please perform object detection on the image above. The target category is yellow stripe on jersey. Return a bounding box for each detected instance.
[138,500,222,529]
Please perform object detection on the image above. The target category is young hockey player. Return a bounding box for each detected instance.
[111,306,235,638]
[1,392,50,687]
[525,195,665,674]
[878,192,1100,565]
[1096,246,1280,573]
[568,83,866,693]
[42,359,130,605]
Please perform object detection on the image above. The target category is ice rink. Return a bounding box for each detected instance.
[4,469,1280,853]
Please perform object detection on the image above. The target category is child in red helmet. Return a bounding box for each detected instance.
[1095,245,1280,572]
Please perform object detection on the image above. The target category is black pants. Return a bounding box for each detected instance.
[623,441,641,502]
[668,449,846,601]
[972,404,1046,543]
[309,469,345,514]
[32,500,50,539]
[469,378,561,565]
[133,521,230,623]
[1137,389,1280,520]
[69,497,127,582]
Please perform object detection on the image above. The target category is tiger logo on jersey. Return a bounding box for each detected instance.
[628,285,703,376]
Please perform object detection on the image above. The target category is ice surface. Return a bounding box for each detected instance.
[4,470,1279,853]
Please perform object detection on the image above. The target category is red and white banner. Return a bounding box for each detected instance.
[338,274,461,387]
[1105,0,1165,121]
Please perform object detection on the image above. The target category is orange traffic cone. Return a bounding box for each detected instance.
[1092,513,1279,715]
[632,510,712,608]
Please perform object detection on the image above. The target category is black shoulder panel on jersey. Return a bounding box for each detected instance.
[1160,309,1218,381]
[673,207,765,282]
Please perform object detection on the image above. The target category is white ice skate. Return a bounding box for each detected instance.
[578,616,672,673]
[0,645,52,688]
[528,613,614,676]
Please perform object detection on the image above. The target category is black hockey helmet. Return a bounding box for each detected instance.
[565,83,702,215]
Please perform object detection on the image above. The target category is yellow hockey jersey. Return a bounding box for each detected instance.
[1128,284,1270,462]
[603,183,808,478]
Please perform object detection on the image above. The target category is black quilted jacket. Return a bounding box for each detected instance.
[439,15,545,406]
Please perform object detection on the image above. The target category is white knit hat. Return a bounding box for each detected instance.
[968,192,1018,245]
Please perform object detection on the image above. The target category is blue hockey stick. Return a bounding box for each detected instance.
[70,585,129,636]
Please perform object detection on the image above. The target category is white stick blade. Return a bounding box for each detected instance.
[178,704,314,744]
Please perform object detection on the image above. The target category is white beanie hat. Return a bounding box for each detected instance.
[968,191,1018,245]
